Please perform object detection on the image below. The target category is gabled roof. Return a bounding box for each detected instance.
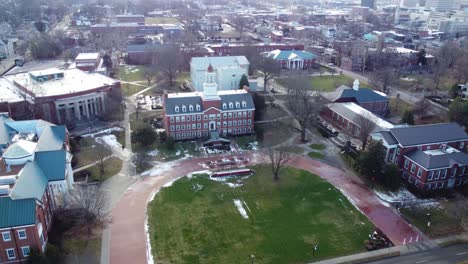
[0,197,36,229]
[35,150,67,181]
[165,96,203,115]
[10,162,48,201]
[35,125,66,152]
[2,140,37,159]
[405,150,468,170]
[190,56,250,71]
[390,123,468,147]
[4,119,54,136]
[380,130,398,145]
[338,87,388,103]
[263,49,316,60]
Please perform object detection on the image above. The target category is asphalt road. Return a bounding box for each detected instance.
[366,243,468,264]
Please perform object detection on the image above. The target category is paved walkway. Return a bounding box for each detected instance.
[108,152,425,264]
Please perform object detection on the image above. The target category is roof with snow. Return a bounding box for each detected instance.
[190,56,250,71]
[327,102,394,131]
[262,49,316,61]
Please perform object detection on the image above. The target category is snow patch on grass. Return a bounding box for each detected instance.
[233,199,249,219]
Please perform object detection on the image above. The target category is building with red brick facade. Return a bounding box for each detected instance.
[334,80,389,116]
[0,68,121,124]
[261,49,317,70]
[163,65,255,141]
[0,113,73,263]
[371,123,468,192]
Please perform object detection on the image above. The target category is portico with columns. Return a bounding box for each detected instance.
[53,93,106,123]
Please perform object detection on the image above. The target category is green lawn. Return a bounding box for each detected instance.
[86,156,123,182]
[63,236,101,264]
[122,83,148,97]
[111,130,125,146]
[309,144,326,150]
[148,166,372,264]
[145,17,181,24]
[308,151,325,159]
[310,75,367,92]
[72,137,112,168]
[116,65,149,82]
[400,206,463,238]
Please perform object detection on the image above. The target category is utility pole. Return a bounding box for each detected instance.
[424,212,431,233]
[250,254,255,264]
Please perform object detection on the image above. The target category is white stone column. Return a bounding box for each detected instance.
[65,107,71,121]
[74,103,81,120]
[94,98,99,114]
[101,95,106,112]
[56,108,61,123]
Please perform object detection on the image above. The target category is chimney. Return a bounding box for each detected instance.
[353,79,359,91]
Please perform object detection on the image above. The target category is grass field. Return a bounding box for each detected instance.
[148,166,372,263]
[86,156,122,182]
[121,83,148,97]
[278,75,368,92]
[116,65,149,82]
[308,151,325,159]
[400,206,463,238]
[72,137,111,168]
[309,144,326,150]
[145,17,180,24]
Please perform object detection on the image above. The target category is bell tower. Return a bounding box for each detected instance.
[203,64,219,100]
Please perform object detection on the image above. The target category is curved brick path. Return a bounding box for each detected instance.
[108,152,424,264]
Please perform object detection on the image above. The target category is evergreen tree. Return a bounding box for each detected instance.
[357,140,386,177]
[448,98,468,127]
[401,110,415,125]
[239,74,249,89]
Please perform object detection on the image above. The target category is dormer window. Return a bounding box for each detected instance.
[189,104,194,111]
[175,106,180,113]
[222,103,227,109]
[182,105,186,112]
[242,101,247,107]
[196,104,201,111]
[229,102,233,109]
[235,101,240,108]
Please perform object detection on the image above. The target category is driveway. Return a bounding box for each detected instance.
[107,152,425,264]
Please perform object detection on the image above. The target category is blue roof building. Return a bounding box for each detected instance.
[261,49,317,70]
[334,80,389,116]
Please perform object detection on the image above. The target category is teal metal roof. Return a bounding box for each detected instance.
[35,150,66,181]
[10,162,48,200]
[2,140,37,159]
[0,197,36,229]
[35,125,66,152]
[4,119,54,136]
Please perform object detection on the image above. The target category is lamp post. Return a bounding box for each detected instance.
[312,243,318,257]
[424,212,431,233]
[250,254,255,264]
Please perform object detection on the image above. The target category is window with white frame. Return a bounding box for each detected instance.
[170,125,175,131]
[187,116,191,122]
[242,101,247,107]
[182,105,186,112]
[233,112,237,118]
[170,117,174,122]
[228,112,232,118]
[181,124,185,130]
[196,104,201,111]
[175,106,179,112]
[2,232,11,242]
[176,116,180,122]
[442,169,447,179]
[410,164,415,173]
[248,111,252,117]
[222,103,227,109]
[181,116,185,122]
[426,146,431,150]
[461,142,465,149]
[223,113,227,118]
[451,168,457,177]
[435,170,441,180]
[204,123,208,129]
[243,111,247,117]
[197,115,201,121]
[197,123,201,129]
[204,115,208,120]
[396,148,400,155]
[17,230,26,240]
[6,248,15,260]
[223,121,227,127]
[192,124,196,129]
[428,171,434,180]
[21,246,30,257]
[192,115,195,120]
[189,105,194,111]
[176,125,180,131]
[417,168,422,178]
[404,159,409,169]
[229,102,233,109]
[217,114,221,119]
[233,120,237,126]
[235,102,240,108]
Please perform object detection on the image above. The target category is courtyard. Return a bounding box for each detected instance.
[148,165,372,263]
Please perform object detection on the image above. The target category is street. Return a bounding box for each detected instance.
[366,243,468,264]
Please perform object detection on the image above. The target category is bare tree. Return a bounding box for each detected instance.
[286,76,324,142]
[96,146,109,181]
[267,147,291,181]
[71,185,108,238]
[369,70,398,94]
[354,113,376,150]
[144,67,157,86]
[256,57,281,92]
[233,15,247,39]
[414,98,430,117]
[153,46,184,87]
[433,42,462,90]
